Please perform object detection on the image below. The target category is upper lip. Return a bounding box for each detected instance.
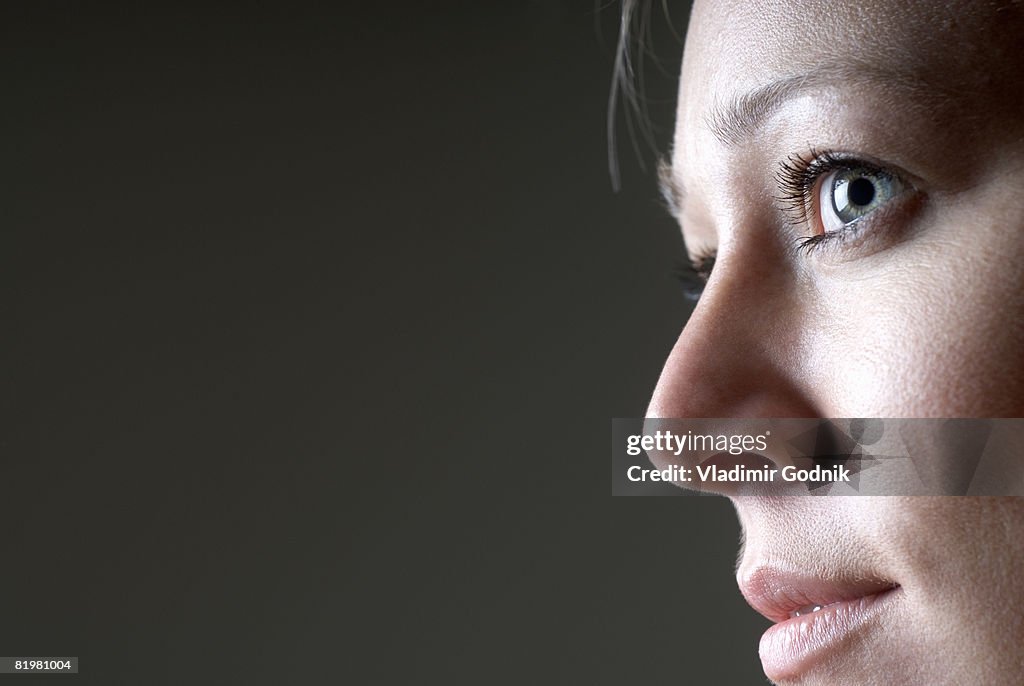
[739,565,899,624]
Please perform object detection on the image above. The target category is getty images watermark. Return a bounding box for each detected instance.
[612,418,1024,496]
[625,429,850,485]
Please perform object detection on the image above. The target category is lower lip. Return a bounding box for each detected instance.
[758,588,899,680]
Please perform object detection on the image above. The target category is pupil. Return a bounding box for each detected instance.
[847,177,875,206]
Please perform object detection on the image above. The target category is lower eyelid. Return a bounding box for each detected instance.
[796,190,923,262]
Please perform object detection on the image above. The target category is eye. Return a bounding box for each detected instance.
[817,166,904,234]
[776,150,915,253]
[672,252,716,302]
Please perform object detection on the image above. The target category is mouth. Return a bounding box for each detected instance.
[739,566,901,680]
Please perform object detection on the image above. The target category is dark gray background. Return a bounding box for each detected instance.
[2,2,768,683]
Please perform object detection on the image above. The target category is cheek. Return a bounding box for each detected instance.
[799,293,952,416]
[871,499,1024,636]
[803,247,1024,417]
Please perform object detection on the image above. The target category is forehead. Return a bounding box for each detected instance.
[671,0,1023,209]
[682,0,1008,93]
[683,0,1016,118]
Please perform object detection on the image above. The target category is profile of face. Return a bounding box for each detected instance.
[648,0,1024,683]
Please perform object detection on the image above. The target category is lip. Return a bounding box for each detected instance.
[739,566,900,680]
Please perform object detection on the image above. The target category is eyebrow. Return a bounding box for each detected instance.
[659,63,954,218]
[705,73,829,148]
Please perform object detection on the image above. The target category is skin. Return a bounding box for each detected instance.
[647,0,1024,683]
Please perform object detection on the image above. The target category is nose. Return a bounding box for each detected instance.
[647,253,821,420]
[643,255,822,495]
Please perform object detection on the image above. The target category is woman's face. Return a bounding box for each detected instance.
[649,0,1024,683]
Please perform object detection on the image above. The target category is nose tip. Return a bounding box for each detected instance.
[646,269,823,421]
[647,329,821,421]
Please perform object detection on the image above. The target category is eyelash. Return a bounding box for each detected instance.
[776,148,881,253]
[673,252,716,302]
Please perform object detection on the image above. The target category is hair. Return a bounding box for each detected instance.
[607,0,684,191]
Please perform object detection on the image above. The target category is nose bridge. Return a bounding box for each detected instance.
[647,252,819,421]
